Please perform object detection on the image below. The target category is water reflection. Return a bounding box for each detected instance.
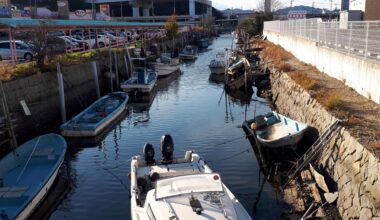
[48,35,285,220]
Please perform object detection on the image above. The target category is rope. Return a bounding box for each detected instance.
[16,136,41,184]
[214,149,251,162]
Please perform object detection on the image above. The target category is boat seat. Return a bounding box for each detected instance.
[0,187,28,198]
[32,148,54,157]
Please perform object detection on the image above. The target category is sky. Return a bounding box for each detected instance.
[212,0,342,10]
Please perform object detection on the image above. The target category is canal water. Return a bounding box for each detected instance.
[49,35,284,219]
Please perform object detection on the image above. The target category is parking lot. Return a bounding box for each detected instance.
[0,28,168,65]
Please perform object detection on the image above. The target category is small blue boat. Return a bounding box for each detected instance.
[243,111,308,149]
[60,92,128,137]
[0,134,67,220]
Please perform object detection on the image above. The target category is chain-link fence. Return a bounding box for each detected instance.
[264,19,380,61]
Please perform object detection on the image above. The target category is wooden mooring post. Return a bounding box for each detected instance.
[0,80,17,149]
[57,63,66,123]
[91,61,101,99]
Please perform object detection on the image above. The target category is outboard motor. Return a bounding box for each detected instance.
[160,134,174,163]
[143,143,155,165]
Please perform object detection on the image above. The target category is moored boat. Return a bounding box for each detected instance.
[153,63,180,78]
[179,45,198,61]
[243,111,308,149]
[226,57,253,91]
[130,134,252,220]
[120,57,158,94]
[60,92,128,137]
[209,51,228,75]
[0,134,67,220]
[198,38,209,49]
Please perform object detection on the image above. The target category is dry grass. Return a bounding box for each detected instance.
[279,63,292,72]
[348,114,361,126]
[314,90,344,110]
[369,141,380,149]
[325,95,344,110]
[258,40,293,66]
[288,71,316,90]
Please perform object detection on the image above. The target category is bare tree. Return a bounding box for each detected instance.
[257,0,284,13]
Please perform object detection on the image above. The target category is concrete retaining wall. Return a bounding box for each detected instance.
[264,30,380,104]
[268,66,380,219]
[0,50,131,142]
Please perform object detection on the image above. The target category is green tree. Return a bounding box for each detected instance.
[238,13,273,37]
[165,14,178,39]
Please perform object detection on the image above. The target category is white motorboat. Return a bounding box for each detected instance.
[153,54,181,78]
[130,135,252,220]
[179,45,198,61]
[209,51,228,75]
[153,63,180,78]
[120,58,157,94]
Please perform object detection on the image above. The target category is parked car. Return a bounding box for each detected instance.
[59,36,89,50]
[106,33,127,44]
[0,40,34,61]
[79,34,110,49]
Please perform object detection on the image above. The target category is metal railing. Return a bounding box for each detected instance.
[264,18,380,61]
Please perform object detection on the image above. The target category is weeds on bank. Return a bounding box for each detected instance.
[288,71,316,90]
[0,47,127,81]
[279,63,292,72]
[0,62,41,81]
[369,141,380,149]
[315,90,344,110]
[326,95,344,110]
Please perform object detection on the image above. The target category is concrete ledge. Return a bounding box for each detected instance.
[264,30,380,104]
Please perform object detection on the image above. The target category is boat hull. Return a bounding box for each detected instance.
[209,66,225,75]
[16,159,62,220]
[154,63,180,78]
[0,134,67,220]
[226,73,253,91]
[120,81,156,93]
[60,92,128,137]
[61,104,125,137]
[179,55,196,60]
[243,113,308,150]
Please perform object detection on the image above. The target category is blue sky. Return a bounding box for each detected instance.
[212,0,341,10]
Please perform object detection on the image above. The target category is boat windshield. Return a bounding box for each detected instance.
[155,173,223,200]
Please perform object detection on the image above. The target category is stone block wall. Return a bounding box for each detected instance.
[268,65,380,219]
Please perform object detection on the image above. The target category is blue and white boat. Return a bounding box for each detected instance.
[120,58,158,93]
[243,111,308,149]
[0,134,67,220]
[60,92,129,137]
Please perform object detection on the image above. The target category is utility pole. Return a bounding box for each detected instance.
[151,0,154,21]
[173,0,176,14]
[92,0,96,20]
[329,0,333,20]
[120,2,123,17]
[6,0,11,18]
